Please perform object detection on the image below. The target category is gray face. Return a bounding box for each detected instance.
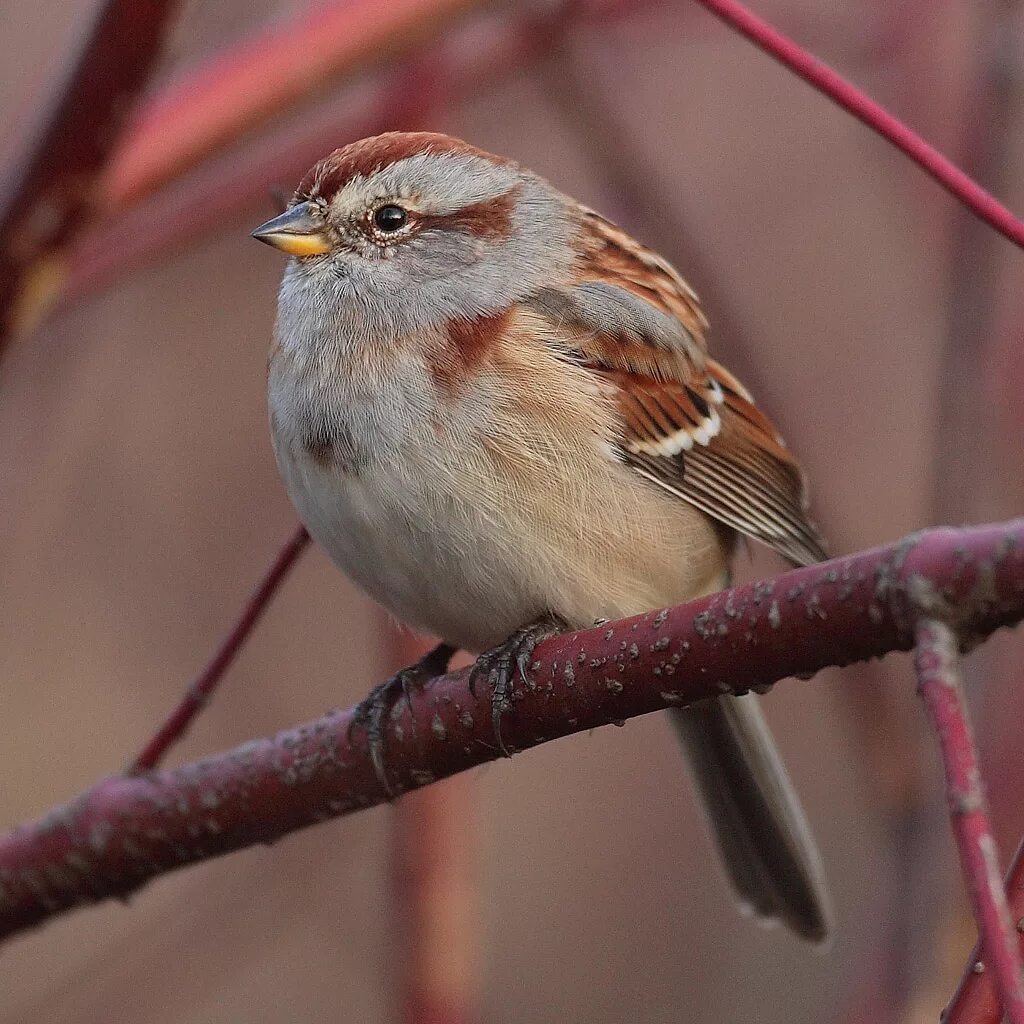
[276,149,579,349]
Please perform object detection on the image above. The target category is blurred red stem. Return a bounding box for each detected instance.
[393,779,478,1024]
[914,619,1024,1024]
[1,520,1024,943]
[127,525,309,773]
[390,628,479,1024]
[690,0,1024,250]
[0,0,181,344]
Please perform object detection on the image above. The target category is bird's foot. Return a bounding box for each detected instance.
[468,616,565,758]
[348,641,456,799]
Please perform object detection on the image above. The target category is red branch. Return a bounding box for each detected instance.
[0,0,180,344]
[690,0,1024,251]
[946,838,1024,1023]
[128,525,310,772]
[914,619,1024,1024]
[0,520,1022,945]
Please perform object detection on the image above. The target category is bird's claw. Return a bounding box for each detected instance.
[468,617,563,758]
[348,642,455,799]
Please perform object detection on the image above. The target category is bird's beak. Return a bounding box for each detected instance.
[251,202,331,256]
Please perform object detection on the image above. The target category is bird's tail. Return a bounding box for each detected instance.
[668,694,832,945]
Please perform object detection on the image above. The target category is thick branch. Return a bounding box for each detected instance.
[0,520,1022,943]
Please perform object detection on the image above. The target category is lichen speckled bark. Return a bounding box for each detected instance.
[0,520,1022,944]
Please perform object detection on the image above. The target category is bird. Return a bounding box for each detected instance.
[252,131,832,944]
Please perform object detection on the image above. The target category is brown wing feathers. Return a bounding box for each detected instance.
[539,209,828,567]
[659,363,828,566]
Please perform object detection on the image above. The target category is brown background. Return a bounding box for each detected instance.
[1,1,1022,1021]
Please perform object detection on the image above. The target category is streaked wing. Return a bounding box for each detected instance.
[528,208,828,568]
[620,360,828,566]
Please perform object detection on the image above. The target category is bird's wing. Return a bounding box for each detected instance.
[526,208,828,567]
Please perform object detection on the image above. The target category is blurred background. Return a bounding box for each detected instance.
[0,0,1022,1021]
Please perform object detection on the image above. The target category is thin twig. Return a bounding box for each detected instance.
[127,525,310,773]
[914,618,1024,1024]
[689,0,1024,250]
[1,520,1022,943]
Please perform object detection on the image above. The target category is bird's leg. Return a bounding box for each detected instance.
[469,616,565,758]
[349,641,456,798]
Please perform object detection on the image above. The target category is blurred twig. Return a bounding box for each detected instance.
[0,0,181,348]
[1,521,1023,952]
[863,0,945,63]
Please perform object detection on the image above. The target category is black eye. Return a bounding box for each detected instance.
[373,205,408,232]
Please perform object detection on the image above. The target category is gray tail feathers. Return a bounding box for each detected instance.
[669,695,832,945]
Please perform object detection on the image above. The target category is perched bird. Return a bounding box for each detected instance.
[253,132,832,944]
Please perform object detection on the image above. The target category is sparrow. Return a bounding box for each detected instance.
[253,131,832,944]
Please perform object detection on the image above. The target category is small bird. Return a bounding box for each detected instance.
[253,132,832,944]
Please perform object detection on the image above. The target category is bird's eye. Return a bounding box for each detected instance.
[373,205,408,232]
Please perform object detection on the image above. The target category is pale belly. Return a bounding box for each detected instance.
[276,451,543,650]
[274,428,727,654]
